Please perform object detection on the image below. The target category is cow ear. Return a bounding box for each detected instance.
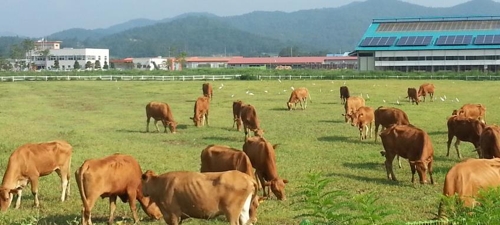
[359,113,364,118]
[189,117,194,120]
[341,114,345,116]
[273,144,279,150]
[283,179,289,184]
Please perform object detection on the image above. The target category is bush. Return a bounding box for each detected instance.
[441,187,500,224]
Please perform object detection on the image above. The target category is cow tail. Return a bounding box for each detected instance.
[308,91,312,103]
[76,163,90,210]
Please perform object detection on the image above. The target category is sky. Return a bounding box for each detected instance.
[0,0,492,37]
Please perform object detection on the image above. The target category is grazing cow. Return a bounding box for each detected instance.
[479,125,500,159]
[202,82,213,99]
[417,83,435,102]
[190,96,210,127]
[243,136,288,200]
[438,158,500,217]
[347,106,375,140]
[380,124,434,184]
[339,86,350,105]
[75,154,162,225]
[240,104,264,138]
[0,140,72,211]
[407,88,419,105]
[287,87,312,110]
[232,100,244,131]
[146,101,177,133]
[200,145,256,181]
[141,170,261,225]
[342,96,365,123]
[452,103,486,124]
[374,106,410,142]
[446,115,486,158]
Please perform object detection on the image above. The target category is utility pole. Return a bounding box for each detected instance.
[290,47,293,57]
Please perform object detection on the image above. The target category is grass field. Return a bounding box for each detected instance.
[0,79,498,225]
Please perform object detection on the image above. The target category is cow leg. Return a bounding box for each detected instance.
[304,99,308,109]
[82,194,98,225]
[410,162,417,183]
[154,120,161,132]
[14,190,22,209]
[146,117,151,132]
[108,196,117,225]
[430,93,434,102]
[127,191,140,224]
[446,134,454,157]
[256,171,268,197]
[239,193,253,225]
[427,160,434,185]
[397,156,402,168]
[55,168,70,201]
[454,139,462,159]
[206,113,209,126]
[29,177,40,207]
[384,154,397,181]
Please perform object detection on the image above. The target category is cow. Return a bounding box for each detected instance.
[374,106,410,143]
[200,144,256,181]
[452,103,486,124]
[0,140,72,211]
[232,100,244,131]
[202,82,213,100]
[438,158,500,218]
[242,136,288,200]
[190,96,210,127]
[287,87,312,110]
[479,125,500,159]
[446,115,486,158]
[146,101,177,133]
[240,104,264,139]
[379,124,434,184]
[75,153,162,225]
[141,170,261,225]
[342,96,365,123]
[347,106,375,141]
[417,83,435,102]
[407,88,419,105]
[339,86,350,105]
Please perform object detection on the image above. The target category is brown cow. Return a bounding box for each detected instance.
[232,100,244,131]
[0,140,72,211]
[374,106,410,142]
[342,96,365,123]
[446,115,486,158]
[452,103,486,124]
[479,125,500,159]
[190,96,210,127]
[146,101,177,133]
[200,145,256,181]
[75,154,162,225]
[348,106,375,141]
[380,124,434,184]
[287,87,312,110]
[242,136,288,200]
[407,88,419,105]
[339,86,350,105]
[438,158,500,217]
[417,83,435,102]
[141,170,261,225]
[202,82,213,100]
[240,104,264,139]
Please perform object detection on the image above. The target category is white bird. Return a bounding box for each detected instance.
[396,100,400,105]
[440,97,445,101]
[383,100,386,103]
[443,95,447,100]
[320,89,322,92]
[312,83,316,85]
[456,98,460,102]
[246,90,249,94]
[291,86,295,90]
[264,90,268,93]
[283,90,287,92]
[373,84,376,87]
[331,81,334,84]
[218,86,223,90]
[220,83,224,87]
[366,94,370,99]
[343,81,346,85]
[231,94,234,98]
[278,79,282,83]
[330,89,333,92]
[249,93,254,96]
[360,93,363,97]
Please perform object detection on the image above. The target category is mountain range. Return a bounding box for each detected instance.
[1,0,500,58]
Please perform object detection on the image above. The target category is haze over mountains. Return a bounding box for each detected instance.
[1,0,499,58]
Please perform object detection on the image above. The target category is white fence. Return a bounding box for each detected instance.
[0,75,242,82]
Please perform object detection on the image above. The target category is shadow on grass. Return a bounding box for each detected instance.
[36,213,80,225]
[317,135,350,142]
[343,161,383,171]
[269,107,290,111]
[326,172,409,186]
[116,129,146,133]
[202,136,241,142]
[427,130,448,135]
[318,119,345,124]
[185,100,196,103]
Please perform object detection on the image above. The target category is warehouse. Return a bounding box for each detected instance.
[351,16,500,72]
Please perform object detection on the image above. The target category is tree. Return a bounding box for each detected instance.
[175,52,188,70]
[39,49,50,69]
[85,61,92,69]
[278,46,301,57]
[166,58,173,70]
[103,60,108,69]
[9,44,24,59]
[21,39,35,68]
[53,59,60,69]
[136,62,142,69]
[73,60,80,70]
[110,62,115,69]
[94,60,101,69]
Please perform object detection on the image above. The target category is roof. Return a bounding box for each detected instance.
[227,56,356,65]
[354,15,500,52]
[110,58,133,63]
[187,56,242,62]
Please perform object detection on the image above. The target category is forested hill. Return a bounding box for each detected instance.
[1,0,500,58]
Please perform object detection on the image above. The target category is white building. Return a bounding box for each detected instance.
[30,48,109,70]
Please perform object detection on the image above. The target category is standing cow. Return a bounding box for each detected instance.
[380,124,434,184]
[342,96,365,123]
[348,106,375,141]
[407,88,419,105]
[0,140,72,211]
[287,87,311,110]
[339,86,350,105]
[190,96,210,127]
[146,101,178,133]
[374,106,410,142]
[75,154,162,225]
[479,125,500,159]
[202,83,213,100]
[418,83,435,102]
[240,104,264,139]
[232,100,244,131]
[446,115,485,158]
[452,103,486,124]
[200,144,256,181]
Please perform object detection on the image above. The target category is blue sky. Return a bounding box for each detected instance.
[0,0,490,37]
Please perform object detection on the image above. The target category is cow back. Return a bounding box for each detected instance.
[340,86,350,98]
[202,83,213,98]
[480,125,500,159]
[146,102,175,121]
[233,100,244,119]
[241,104,260,130]
[380,125,433,161]
[242,137,278,180]
[447,115,485,145]
[345,96,365,113]
[200,145,254,179]
[418,83,435,95]
[288,88,309,102]
[374,107,410,127]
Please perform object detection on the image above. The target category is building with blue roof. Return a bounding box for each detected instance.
[350,16,500,72]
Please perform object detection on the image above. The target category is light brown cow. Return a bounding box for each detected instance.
[240,104,264,139]
[380,124,434,184]
[342,96,365,123]
[407,88,419,105]
[479,125,500,159]
[287,87,312,110]
[75,153,162,225]
[146,101,177,133]
[452,103,486,124]
[141,170,261,225]
[190,96,210,127]
[200,145,256,181]
[0,140,72,211]
[348,106,375,141]
[374,106,410,142]
[438,158,500,217]
[339,86,350,105]
[417,83,435,102]
[446,115,486,158]
[242,136,288,200]
[232,100,244,131]
[202,82,213,100]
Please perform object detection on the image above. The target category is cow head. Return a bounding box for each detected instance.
[342,112,352,123]
[190,115,203,127]
[0,187,20,212]
[137,189,162,220]
[249,195,265,224]
[141,170,156,198]
[167,121,178,133]
[265,178,288,200]
[287,102,293,110]
[349,111,363,128]
[451,109,458,116]
[254,129,264,137]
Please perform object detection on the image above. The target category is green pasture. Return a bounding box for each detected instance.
[0,79,498,224]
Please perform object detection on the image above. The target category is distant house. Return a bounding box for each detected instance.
[227,56,357,69]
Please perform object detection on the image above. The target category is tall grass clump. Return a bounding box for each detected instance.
[440,187,500,224]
